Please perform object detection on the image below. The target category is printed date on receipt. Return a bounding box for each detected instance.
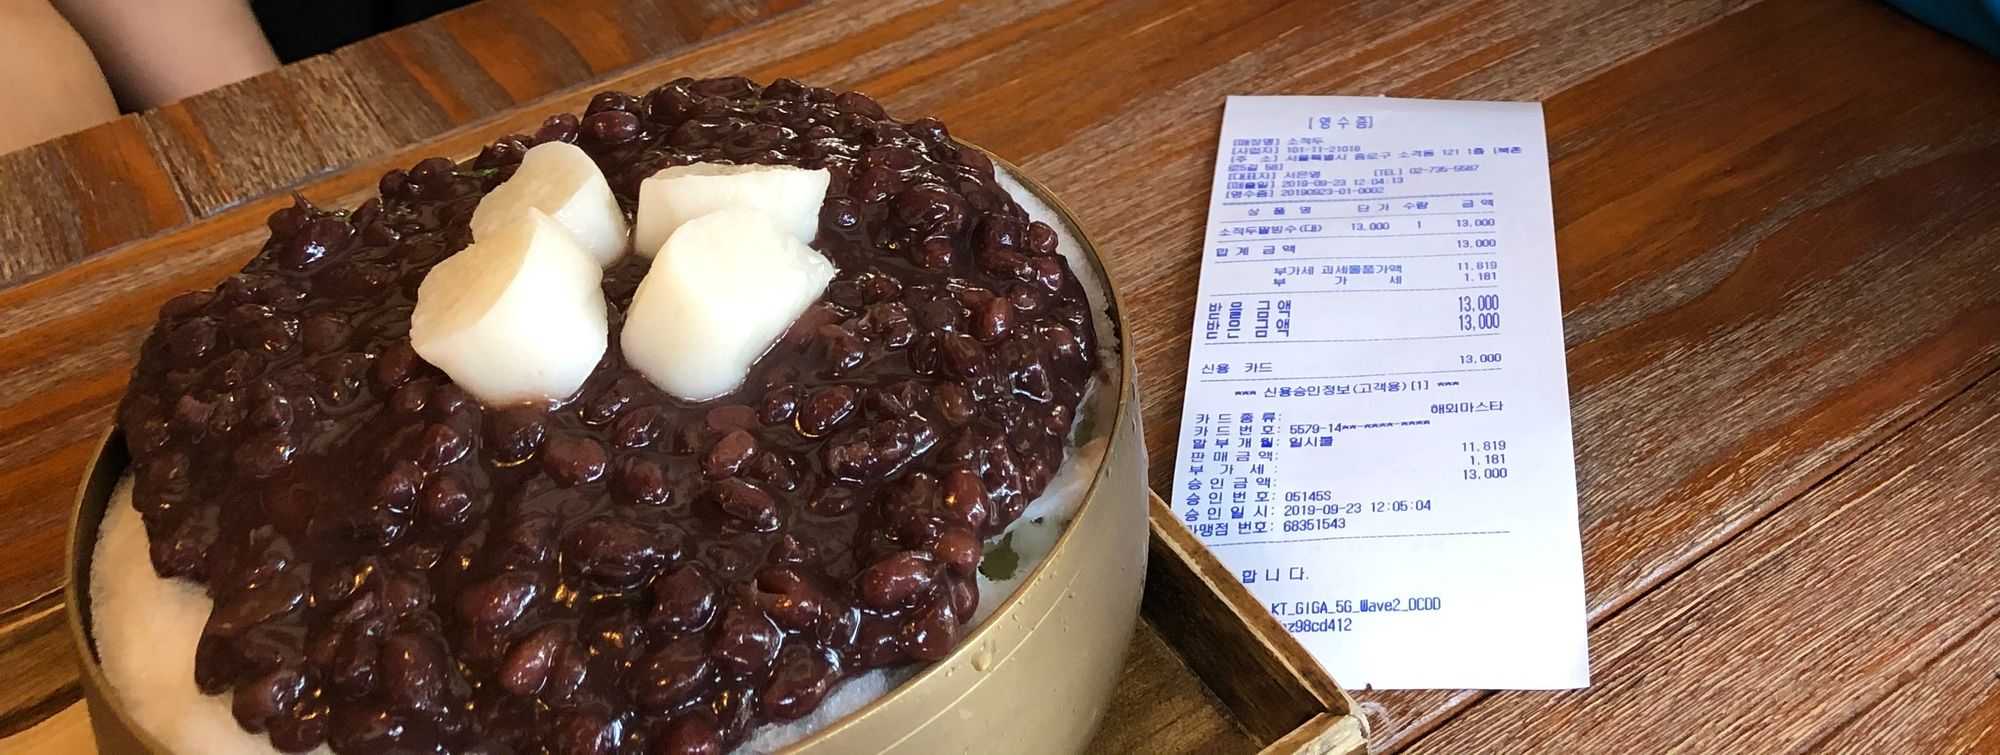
[1169,96,1589,689]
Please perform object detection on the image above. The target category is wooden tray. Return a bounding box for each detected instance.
[1094,495,1366,754]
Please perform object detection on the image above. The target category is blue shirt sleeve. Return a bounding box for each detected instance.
[1885,0,2000,56]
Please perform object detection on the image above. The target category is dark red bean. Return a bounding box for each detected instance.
[207,571,306,636]
[822,196,861,230]
[704,403,758,432]
[563,518,670,589]
[649,565,717,634]
[378,169,412,198]
[498,623,569,696]
[585,110,643,143]
[313,561,370,611]
[850,165,899,203]
[765,534,815,566]
[429,383,472,417]
[420,473,474,527]
[616,457,671,506]
[635,634,713,709]
[542,434,608,485]
[373,460,423,514]
[486,406,548,466]
[933,527,982,576]
[496,515,557,568]
[166,318,217,364]
[410,157,457,184]
[914,236,954,269]
[933,382,976,426]
[760,645,840,721]
[704,429,758,478]
[543,638,590,703]
[373,342,421,389]
[901,593,960,661]
[760,386,800,424]
[587,91,640,114]
[948,574,979,617]
[692,76,758,98]
[231,430,296,479]
[941,467,991,531]
[808,485,866,516]
[795,385,856,436]
[138,450,191,495]
[856,551,938,610]
[712,479,780,532]
[613,404,666,447]
[973,296,1014,342]
[659,716,723,755]
[231,666,305,731]
[332,631,381,697]
[556,710,621,755]
[158,290,215,319]
[1027,220,1060,255]
[267,703,330,752]
[822,417,937,481]
[754,566,831,631]
[582,377,640,424]
[939,334,989,382]
[329,702,405,752]
[456,570,542,629]
[894,183,966,233]
[710,605,781,675]
[535,113,580,144]
[381,632,449,712]
[415,422,469,470]
[1029,255,1067,291]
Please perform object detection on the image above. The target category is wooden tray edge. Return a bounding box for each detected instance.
[1144,491,1370,750]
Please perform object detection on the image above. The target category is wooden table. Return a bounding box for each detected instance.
[4,0,1999,751]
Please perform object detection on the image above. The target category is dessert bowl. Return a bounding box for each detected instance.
[64,90,1148,754]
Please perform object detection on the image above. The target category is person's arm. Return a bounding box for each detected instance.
[0,0,119,154]
[52,0,278,110]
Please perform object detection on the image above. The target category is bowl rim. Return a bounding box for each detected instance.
[62,142,1138,754]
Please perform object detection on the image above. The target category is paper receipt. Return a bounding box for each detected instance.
[1168,96,1590,689]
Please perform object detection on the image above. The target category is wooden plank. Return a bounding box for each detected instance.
[0,596,79,739]
[1086,619,1263,754]
[138,55,401,215]
[1260,714,1368,755]
[0,700,91,755]
[1815,614,2000,754]
[0,116,189,286]
[1401,371,2000,753]
[336,0,798,169]
[1144,498,1353,743]
[0,0,805,290]
[435,1,600,104]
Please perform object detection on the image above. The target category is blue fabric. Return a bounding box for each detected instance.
[1885,0,2000,56]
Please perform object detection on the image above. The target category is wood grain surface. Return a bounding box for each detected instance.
[0,0,798,288]
[2,0,2000,751]
[1405,375,2000,753]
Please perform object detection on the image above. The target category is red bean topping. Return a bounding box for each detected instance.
[112,78,1102,755]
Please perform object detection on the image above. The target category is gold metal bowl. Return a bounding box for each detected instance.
[65,156,1148,754]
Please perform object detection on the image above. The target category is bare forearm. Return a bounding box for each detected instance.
[53,0,278,109]
[0,0,118,154]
